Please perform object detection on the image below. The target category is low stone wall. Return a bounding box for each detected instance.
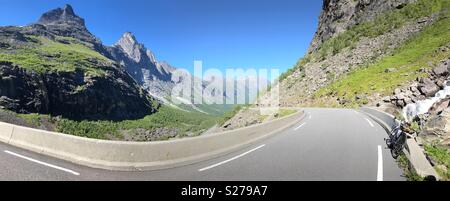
[0,110,305,171]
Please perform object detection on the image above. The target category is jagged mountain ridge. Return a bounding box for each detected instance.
[105,32,176,99]
[0,4,234,117]
[0,5,160,120]
[36,4,101,44]
[34,4,178,100]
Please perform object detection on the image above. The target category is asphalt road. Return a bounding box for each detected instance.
[0,108,405,181]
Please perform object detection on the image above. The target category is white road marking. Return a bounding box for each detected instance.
[294,123,306,131]
[308,114,312,120]
[377,145,383,181]
[4,150,80,176]
[199,144,265,172]
[365,118,375,127]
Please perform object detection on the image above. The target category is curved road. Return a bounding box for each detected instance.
[0,108,404,181]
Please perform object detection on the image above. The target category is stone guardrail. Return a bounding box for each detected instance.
[0,110,305,171]
[360,107,440,180]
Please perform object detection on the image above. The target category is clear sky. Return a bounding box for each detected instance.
[0,0,322,74]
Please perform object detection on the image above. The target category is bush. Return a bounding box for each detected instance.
[55,105,218,140]
[217,105,244,126]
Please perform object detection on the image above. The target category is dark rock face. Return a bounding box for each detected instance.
[36,4,99,44]
[418,77,440,97]
[0,62,157,120]
[422,107,450,146]
[429,98,450,116]
[309,0,416,52]
[38,4,84,27]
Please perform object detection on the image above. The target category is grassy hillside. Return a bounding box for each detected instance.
[4,105,218,141]
[314,14,450,107]
[56,106,218,140]
[279,0,448,82]
[316,0,447,61]
[0,35,111,76]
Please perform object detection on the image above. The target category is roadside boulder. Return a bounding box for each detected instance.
[418,78,440,97]
[422,108,450,146]
[428,98,450,115]
[432,61,449,76]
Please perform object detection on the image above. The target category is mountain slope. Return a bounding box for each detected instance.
[0,5,158,120]
[225,0,449,129]
[0,4,222,140]
[274,0,449,107]
[105,31,238,115]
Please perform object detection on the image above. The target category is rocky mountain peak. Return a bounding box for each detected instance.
[115,32,146,63]
[37,4,85,27]
[120,32,138,45]
[63,4,75,16]
[35,4,99,43]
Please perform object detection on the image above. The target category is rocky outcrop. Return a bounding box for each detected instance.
[309,0,416,52]
[379,58,450,108]
[422,107,450,147]
[221,109,265,131]
[0,61,157,120]
[274,13,437,107]
[106,32,175,98]
[36,4,100,44]
[107,32,235,113]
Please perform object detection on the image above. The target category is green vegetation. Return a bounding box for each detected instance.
[278,55,310,82]
[56,105,218,140]
[0,36,111,76]
[277,109,297,118]
[16,113,52,127]
[278,0,447,83]
[397,153,424,181]
[217,105,246,126]
[2,106,218,141]
[425,143,450,180]
[410,121,421,133]
[316,0,447,60]
[314,15,450,106]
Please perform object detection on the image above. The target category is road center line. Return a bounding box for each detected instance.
[294,123,306,131]
[364,118,375,127]
[199,144,265,172]
[4,150,80,176]
[377,145,383,181]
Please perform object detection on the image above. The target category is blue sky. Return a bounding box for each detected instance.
[0,0,322,74]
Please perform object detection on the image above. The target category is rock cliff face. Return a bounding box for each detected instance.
[309,0,416,52]
[36,4,100,44]
[106,32,175,98]
[0,61,155,120]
